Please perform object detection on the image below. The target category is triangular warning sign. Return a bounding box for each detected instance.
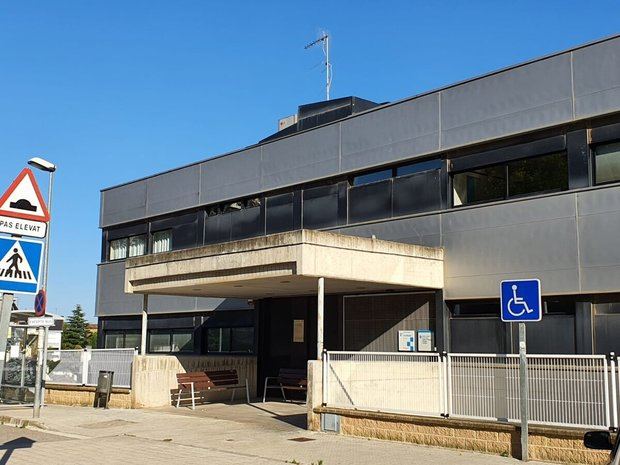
[0,240,37,284]
[0,168,50,222]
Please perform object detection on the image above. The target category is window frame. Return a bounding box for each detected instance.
[109,237,129,261]
[147,329,194,354]
[206,326,255,354]
[593,141,620,186]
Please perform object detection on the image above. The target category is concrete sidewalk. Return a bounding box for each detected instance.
[0,403,546,465]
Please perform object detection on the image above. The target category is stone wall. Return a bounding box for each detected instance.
[45,384,132,409]
[131,354,257,408]
[313,407,611,465]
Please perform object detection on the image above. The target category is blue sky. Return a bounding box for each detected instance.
[0,1,618,320]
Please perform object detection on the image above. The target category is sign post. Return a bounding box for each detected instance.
[0,166,51,419]
[501,278,542,462]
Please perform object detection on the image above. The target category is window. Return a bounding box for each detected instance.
[104,331,140,349]
[453,165,506,206]
[109,235,147,260]
[507,152,568,197]
[109,238,128,260]
[396,159,442,177]
[128,235,147,257]
[352,169,392,186]
[152,230,172,253]
[148,330,193,353]
[206,327,254,354]
[594,142,620,184]
[302,184,342,229]
[452,152,568,206]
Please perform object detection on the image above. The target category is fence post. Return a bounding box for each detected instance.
[446,353,453,417]
[81,349,91,385]
[613,353,619,430]
[604,354,612,429]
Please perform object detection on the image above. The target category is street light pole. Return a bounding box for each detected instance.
[27,157,56,419]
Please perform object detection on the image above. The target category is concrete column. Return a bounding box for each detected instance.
[140,295,148,356]
[317,277,324,360]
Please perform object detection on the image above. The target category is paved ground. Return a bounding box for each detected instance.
[0,402,546,465]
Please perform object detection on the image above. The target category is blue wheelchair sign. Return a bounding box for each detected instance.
[500,279,542,322]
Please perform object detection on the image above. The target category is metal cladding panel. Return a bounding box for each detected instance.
[577,186,620,292]
[334,214,441,248]
[442,195,579,299]
[199,147,261,205]
[96,261,143,316]
[440,53,574,149]
[147,295,199,314]
[146,165,200,217]
[261,124,340,191]
[100,181,147,227]
[340,94,440,172]
[573,37,620,118]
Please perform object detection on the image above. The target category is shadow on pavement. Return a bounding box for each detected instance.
[0,437,35,464]
[248,403,307,429]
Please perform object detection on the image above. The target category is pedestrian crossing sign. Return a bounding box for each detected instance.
[0,237,43,294]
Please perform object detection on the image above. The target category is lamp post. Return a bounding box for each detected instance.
[27,157,56,418]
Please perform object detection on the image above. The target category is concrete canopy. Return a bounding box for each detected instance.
[124,230,443,299]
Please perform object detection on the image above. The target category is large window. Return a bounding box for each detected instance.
[104,331,140,349]
[594,142,620,185]
[453,152,568,206]
[152,230,172,253]
[109,235,146,260]
[206,327,254,354]
[148,330,194,353]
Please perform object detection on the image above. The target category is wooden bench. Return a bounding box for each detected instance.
[175,369,250,409]
[262,368,307,403]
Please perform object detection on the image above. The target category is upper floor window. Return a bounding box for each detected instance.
[352,169,392,186]
[594,141,620,185]
[152,230,172,253]
[109,234,146,260]
[396,159,442,177]
[452,152,568,206]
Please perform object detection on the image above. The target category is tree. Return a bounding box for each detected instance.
[62,304,90,349]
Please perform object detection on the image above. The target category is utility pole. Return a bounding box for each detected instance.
[305,32,332,100]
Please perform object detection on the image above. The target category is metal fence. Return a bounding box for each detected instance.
[324,351,446,417]
[324,351,617,430]
[47,348,136,388]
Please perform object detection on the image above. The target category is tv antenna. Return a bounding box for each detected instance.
[305,32,331,100]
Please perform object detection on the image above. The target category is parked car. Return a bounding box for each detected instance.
[584,431,619,465]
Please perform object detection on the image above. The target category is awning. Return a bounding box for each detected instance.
[124,229,443,299]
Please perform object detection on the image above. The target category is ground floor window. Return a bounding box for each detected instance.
[206,327,254,354]
[104,331,140,349]
[148,329,194,353]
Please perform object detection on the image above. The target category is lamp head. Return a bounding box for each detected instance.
[28,157,56,173]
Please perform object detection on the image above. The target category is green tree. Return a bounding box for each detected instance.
[62,304,90,349]
[88,330,98,348]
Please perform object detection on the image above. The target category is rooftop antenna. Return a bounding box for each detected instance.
[305,32,331,100]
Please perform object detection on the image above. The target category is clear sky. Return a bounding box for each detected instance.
[0,1,618,320]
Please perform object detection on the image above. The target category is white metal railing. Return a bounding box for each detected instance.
[324,351,445,417]
[47,348,136,388]
[324,351,617,430]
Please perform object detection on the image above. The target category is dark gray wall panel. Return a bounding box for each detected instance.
[96,261,143,317]
[340,94,439,171]
[334,214,441,248]
[440,54,573,149]
[199,147,261,205]
[443,195,579,299]
[147,295,199,314]
[261,124,340,190]
[574,37,620,118]
[100,182,147,227]
[577,186,620,292]
[146,165,200,217]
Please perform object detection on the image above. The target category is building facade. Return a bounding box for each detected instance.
[97,35,620,386]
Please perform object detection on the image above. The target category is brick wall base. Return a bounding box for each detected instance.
[45,384,132,409]
[314,408,612,465]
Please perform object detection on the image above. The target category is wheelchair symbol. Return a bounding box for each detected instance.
[507,284,534,317]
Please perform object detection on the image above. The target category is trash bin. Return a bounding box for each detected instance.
[93,370,114,409]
